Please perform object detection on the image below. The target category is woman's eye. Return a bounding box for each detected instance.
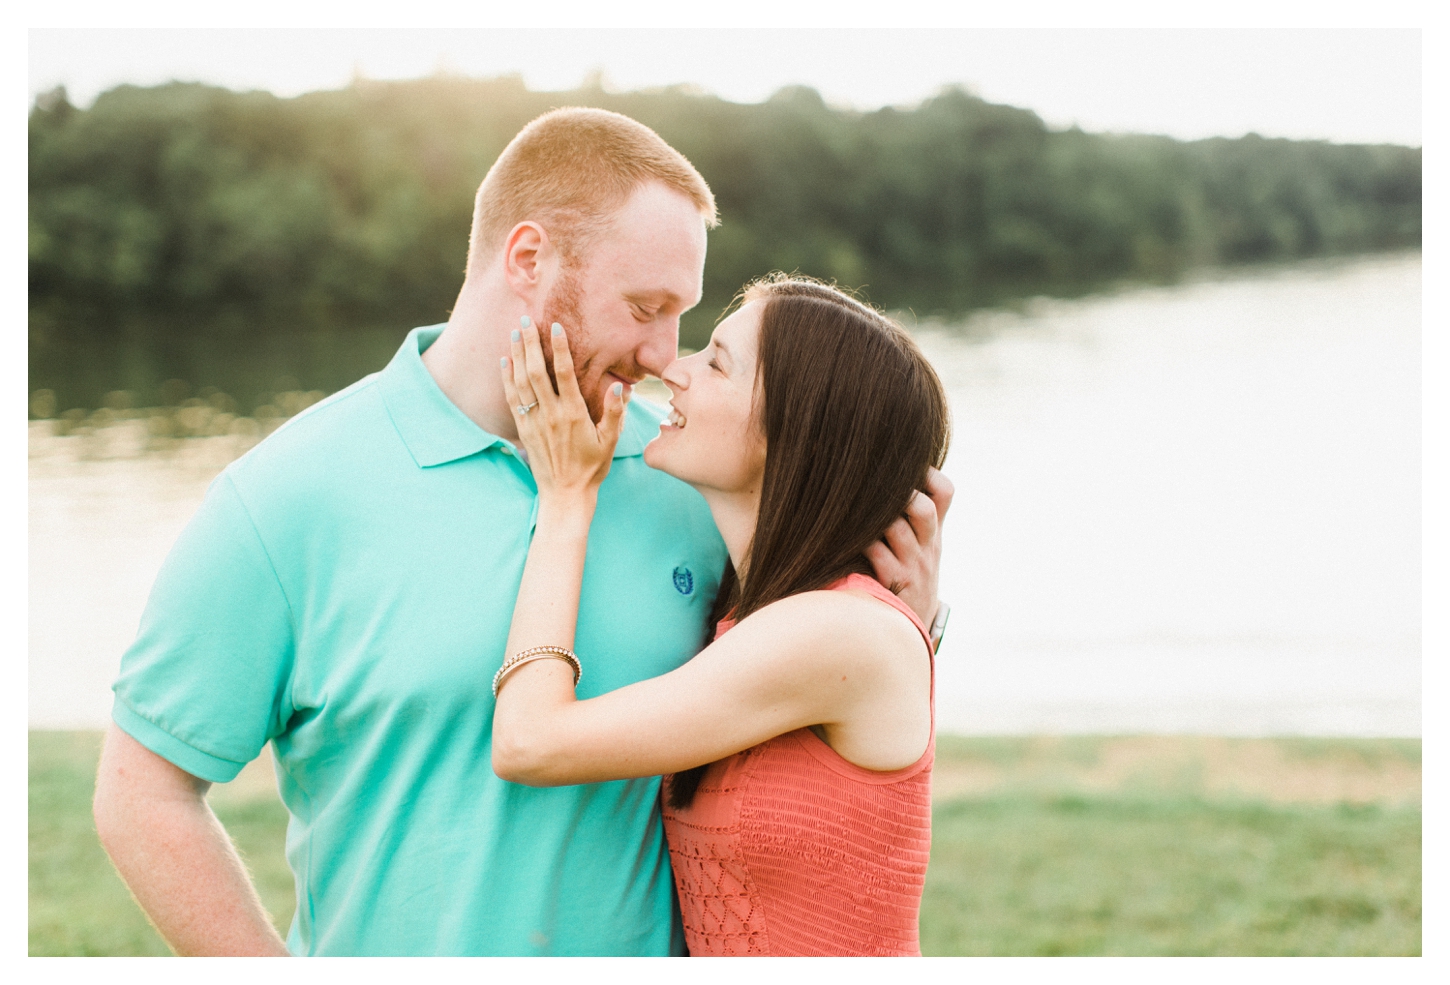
[708,358,722,372]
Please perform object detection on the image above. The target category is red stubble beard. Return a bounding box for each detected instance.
[541,261,645,423]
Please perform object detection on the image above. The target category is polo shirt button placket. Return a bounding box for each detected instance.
[498,445,539,533]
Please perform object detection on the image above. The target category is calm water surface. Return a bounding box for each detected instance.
[28,253,1421,734]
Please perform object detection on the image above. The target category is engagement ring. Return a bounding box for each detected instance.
[516,401,538,415]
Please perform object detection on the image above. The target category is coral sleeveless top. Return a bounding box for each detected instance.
[661,573,935,956]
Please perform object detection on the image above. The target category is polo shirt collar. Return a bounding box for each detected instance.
[381,325,649,468]
[381,325,504,468]
[613,398,651,459]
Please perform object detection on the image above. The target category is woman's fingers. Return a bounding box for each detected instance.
[599,380,631,448]
[549,323,587,411]
[519,317,556,411]
[880,514,917,560]
[903,489,939,547]
[506,316,625,494]
[862,540,906,595]
[924,467,955,524]
[510,320,538,412]
[500,355,520,410]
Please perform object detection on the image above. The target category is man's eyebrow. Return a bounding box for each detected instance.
[624,290,682,307]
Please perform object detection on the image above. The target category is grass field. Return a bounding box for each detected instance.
[29,730,1421,956]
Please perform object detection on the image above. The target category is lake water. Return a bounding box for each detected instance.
[28,252,1421,735]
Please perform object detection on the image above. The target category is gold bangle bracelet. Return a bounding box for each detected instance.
[499,645,581,682]
[491,645,582,698]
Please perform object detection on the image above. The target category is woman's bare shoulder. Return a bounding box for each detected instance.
[730,587,927,674]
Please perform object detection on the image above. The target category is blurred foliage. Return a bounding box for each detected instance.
[30,76,1421,383]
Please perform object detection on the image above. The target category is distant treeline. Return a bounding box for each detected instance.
[30,76,1421,352]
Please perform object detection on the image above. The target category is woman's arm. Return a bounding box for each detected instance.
[493,587,927,785]
[494,318,626,680]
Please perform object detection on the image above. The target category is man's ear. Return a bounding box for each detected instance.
[502,221,554,300]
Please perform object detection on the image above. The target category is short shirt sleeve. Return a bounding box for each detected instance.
[111,471,296,783]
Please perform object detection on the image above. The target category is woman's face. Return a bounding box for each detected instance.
[643,300,767,497]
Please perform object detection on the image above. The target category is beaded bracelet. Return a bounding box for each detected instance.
[492,645,582,698]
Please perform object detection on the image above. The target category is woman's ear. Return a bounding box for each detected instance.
[502,221,553,300]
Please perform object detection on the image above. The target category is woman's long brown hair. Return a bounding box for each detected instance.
[666,275,951,810]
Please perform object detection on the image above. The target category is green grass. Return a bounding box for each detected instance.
[28,731,294,956]
[29,730,1421,956]
[920,795,1420,955]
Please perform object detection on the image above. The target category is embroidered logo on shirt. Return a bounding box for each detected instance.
[672,566,694,596]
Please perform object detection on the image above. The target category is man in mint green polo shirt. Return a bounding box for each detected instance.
[112,322,724,956]
[93,108,948,956]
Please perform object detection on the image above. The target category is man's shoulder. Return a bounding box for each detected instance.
[223,371,389,496]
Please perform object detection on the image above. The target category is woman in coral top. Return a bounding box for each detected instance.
[491,275,951,956]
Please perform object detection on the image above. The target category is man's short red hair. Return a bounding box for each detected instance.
[467,107,718,274]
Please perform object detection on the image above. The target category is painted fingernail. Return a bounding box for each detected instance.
[551,322,563,337]
[612,382,623,396]
[510,329,521,342]
[500,357,509,369]
[520,316,531,328]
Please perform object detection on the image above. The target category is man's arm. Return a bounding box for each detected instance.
[865,467,955,627]
[92,723,289,956]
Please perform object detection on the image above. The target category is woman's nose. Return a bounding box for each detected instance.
[660,357,689,390]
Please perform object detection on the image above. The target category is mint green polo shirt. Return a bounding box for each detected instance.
[111,325,727,956]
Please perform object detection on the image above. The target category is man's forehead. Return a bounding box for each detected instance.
[612,180,709,235]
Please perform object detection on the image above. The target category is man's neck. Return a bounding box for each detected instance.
[421,278,521,441]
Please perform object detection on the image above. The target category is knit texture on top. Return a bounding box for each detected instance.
[661,574,935,956]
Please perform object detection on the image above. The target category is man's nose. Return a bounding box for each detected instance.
[638,317,680,377]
